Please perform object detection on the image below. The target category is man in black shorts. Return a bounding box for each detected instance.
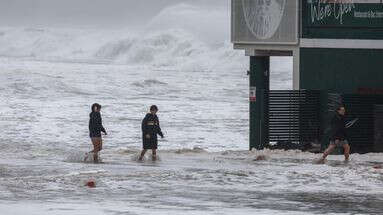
[139,105,164,161]
[319,106,350,163]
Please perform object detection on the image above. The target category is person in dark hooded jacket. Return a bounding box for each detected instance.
[139,105,164,161]
[87,103,107,163]
[318,106,350,163]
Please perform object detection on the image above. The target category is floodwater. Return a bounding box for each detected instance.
[0,29,381,214]
[1,149,383,214]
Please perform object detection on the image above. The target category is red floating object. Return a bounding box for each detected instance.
[373,165,382,169]
[86,180,96,188]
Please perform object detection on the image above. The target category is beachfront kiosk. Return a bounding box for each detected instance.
[232,0,383,152]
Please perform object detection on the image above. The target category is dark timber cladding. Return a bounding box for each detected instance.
[375,105,383,152]
[266,90,321,144]
[303,0,383,39]
[341,95,383,153]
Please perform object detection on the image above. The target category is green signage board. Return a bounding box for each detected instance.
[302,0,383,39]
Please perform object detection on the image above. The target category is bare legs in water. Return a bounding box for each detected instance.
[138,149,157,161]
[88,137,102,163]
[319,140,350,163]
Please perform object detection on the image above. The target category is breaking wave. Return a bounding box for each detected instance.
[0,4,247,71]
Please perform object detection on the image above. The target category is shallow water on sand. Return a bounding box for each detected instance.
[2,149,383,214]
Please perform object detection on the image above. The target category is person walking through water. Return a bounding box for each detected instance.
[87,103,107,163]
[139,105,164,161]
[318,106,350,163]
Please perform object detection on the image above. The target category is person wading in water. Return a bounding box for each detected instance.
[318,106,350,163]
[87,103,107,163]
[139,105,164,161]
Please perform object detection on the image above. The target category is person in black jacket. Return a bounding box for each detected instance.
[87,103,107,163]
[318,106,350,163]
[139,105,164,161]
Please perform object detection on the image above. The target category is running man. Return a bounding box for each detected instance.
[88,103,107,163]
[318,106,350,163]
[139,105,164,161]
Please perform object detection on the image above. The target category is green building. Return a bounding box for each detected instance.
[231,0,383,152]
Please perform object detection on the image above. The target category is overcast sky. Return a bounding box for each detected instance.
[0,0,228,28]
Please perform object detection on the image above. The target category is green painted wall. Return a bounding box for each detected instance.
[300,48,383,93]
[249,56,269,150]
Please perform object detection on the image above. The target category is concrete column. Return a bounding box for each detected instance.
[293,48,300,90]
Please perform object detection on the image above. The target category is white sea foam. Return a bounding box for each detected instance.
[0,27,246,71]
[0,4,244,72]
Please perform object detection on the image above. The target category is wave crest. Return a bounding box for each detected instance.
[0,28,246,71]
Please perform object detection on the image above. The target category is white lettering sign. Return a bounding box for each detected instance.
[310,0,356,24]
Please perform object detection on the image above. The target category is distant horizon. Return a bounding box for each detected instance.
[0,0,228,28]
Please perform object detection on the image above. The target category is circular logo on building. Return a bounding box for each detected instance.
[242,0,286,40]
